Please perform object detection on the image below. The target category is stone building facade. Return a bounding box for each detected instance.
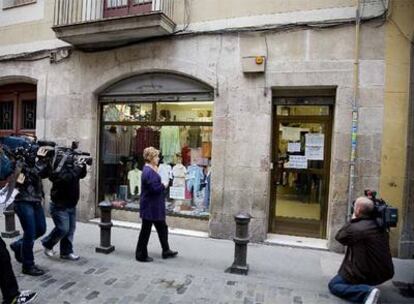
[0,0,413,257]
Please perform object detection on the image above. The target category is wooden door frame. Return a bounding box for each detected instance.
[269,106,333,238]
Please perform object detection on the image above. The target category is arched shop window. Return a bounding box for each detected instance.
[0,83,36,137]
[98,73,214,219]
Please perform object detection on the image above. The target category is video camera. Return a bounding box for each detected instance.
[52,141,92,173]
[0,136,56,166]
[352,189,398,231]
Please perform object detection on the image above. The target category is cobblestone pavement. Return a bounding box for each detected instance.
[1,217,413,304]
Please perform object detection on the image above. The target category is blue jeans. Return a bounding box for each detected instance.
[329,274,374,303]
[12,201,46,268]
[42,202,76,255]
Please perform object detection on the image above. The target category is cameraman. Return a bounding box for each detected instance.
[9,147,51,276]
[328,197,394,304]
[0,146,37,303]
[41,151,87,261]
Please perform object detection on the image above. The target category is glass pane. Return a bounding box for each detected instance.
[0,101,14,130]
[100,124,212,219]
[103,103,153,122]
[156,102,213,122]
[21,100,36,130]
[277,105,329,116]
[274,121,326,238]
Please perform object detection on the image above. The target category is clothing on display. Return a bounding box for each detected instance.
[188,126,202,148]
[160,126,181,164]
[172,163,187,187]
[180,126,189,148]
[181,146,191,166]
[158,163,172,186]
[100,101,213,218]
[128,168,142,196]
[204,169,211,210]
[135,126,160,155]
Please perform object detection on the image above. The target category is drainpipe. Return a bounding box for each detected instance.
[347,0,361,219]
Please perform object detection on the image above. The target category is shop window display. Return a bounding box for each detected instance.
[99,101,213,219]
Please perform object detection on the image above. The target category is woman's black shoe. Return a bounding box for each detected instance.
[136,256,154,262]
[162,250,178,259]
[22,265,45,276]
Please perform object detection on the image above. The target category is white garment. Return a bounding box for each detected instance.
[127,169,142,195]
[172,163,187,187]
[158,163,172,185]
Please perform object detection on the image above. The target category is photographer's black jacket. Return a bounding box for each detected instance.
[49,164,87,208]
[14,159,50,203]
[336,217,394,285]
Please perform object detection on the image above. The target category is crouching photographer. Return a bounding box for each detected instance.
[1,136,55,277]
[42,142,91,261]
[328,193,396,304]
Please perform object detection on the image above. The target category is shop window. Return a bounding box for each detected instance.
[99,101,213,219]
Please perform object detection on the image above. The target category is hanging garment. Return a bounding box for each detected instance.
[201,127,213,142]
[181,145,191,167]
[102,128,119,164]
[179,127,189,148]
[118,126,133,156]
[201,142,212,158]
[186,164,204,196]
[204,170,211,210]
[172,163,187,187]
[188,126,202,148]
[160,126,181,164]
[135,127,160,156]
[190,148,203,165]
[158,163,172,186]
[127,168,142,195]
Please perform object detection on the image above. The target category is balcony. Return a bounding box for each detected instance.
[52,0,176,51]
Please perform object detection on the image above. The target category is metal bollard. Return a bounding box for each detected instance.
[1,209,20,238]
[226,212,252,275]
[95,201,115,254]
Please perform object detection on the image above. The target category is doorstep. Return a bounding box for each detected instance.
[89,218,209,239]
[265,233,329,251]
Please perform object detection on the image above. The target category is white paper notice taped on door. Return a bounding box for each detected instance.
[305,134,324,147]
[287,142,301,152]
[305,146,324,160]
[285,155,308,169]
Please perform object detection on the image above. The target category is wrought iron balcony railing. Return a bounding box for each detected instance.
[53,0,174,26]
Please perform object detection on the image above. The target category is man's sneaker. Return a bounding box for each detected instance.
[22,265,44,276]
[60,253,80,261]
[365,288,380,304]
[43,247,55,258]
[10,242,22,263]
[11,290,37,304]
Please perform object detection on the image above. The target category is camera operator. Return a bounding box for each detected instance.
[0,145,37,303]
[9,147,51,276]
[328,197,394,304]
[41,148,87,261]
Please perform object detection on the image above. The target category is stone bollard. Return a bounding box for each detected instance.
[226,212,252,275]
[95,201,115,254]
[1,209,20,238]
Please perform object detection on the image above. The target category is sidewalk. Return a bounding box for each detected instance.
[1,216,413,304]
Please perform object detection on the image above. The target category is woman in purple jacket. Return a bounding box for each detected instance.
[135,147,178,262]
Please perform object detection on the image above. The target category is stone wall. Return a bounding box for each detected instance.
[0,21,386,251]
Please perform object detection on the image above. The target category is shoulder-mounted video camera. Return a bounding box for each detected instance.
[0,136,56,166]
[53,141,92,173]
[352,189,398,231]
